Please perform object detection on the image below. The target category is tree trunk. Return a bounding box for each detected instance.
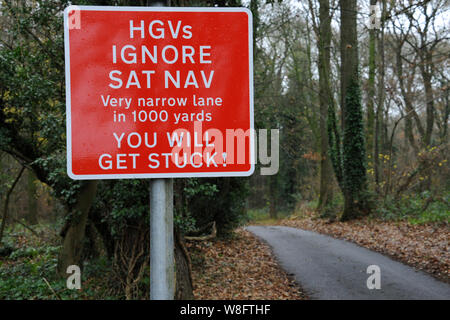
[269,176,278,219]
[0,166,25,244]
[339,0,359,124]
[25,169,38,225]
[317,0,334,214]
[374,0,386,192]
[366,0,377,158]
[421,53,435,146]
[174,230,194,299]
[395,46,419,154]
[57,180,98,276]
[339,0,369,221]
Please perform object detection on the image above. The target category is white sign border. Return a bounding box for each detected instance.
[64,6,254,180]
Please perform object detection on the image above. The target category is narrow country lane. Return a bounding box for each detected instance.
[247,226,450,300]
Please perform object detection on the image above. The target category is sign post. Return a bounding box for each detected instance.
[150,178,174,299]
[148,0,174,301]
[64,5,253,300]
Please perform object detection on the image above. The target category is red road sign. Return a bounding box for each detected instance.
[64,6,254,179]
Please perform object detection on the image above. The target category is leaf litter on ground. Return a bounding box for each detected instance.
[187,228,308,300]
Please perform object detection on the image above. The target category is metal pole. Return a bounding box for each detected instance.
[150,178,174,300]
[148,0,174,301]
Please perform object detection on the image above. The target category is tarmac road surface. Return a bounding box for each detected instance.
[247,225,450,300]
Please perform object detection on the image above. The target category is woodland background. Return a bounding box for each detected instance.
[0,0,448,299]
